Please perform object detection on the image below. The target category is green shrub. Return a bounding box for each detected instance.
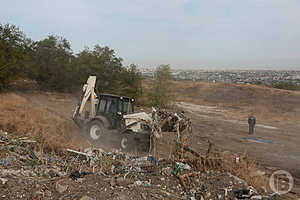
[149,65,173,108]
[273,82,300,91]
[27,35,74,91]
[0,24,30,90]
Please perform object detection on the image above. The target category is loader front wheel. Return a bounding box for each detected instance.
[120,135,129,150]
[120,133,135,151]
[88,120,104,141]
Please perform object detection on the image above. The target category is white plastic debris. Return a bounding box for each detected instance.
[176,162,192,170]
[134,180,142,186]
[0,178,8,185]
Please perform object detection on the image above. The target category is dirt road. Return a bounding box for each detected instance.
[176,102,300,196]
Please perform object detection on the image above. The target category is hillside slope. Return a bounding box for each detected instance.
[150,80,300,124]
[0,92,85,152]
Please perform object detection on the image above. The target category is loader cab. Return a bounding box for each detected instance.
[96,94,134,128]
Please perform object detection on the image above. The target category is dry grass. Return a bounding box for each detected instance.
[143,79,300,124]
[0,92,83,153]
[169,131,268,193]
[182,146,269,193]
[156,133,269,193]
[221,152,269,193]
[175,80,300,123]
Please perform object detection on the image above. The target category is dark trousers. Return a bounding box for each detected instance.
[249,124,255,134]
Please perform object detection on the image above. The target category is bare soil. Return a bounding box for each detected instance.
[170,80,300,125]
[169,80,300,199]
[1,80,300,199]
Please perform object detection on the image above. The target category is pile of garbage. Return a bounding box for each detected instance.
[0,129,278,200]
[150,108,193,158]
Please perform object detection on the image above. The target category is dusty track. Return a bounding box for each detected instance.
[176,101,300,197]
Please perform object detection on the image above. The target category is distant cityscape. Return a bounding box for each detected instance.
[139,68,300,85]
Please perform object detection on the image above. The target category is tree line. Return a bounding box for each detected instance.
[0,23,173,107]
[0,24,142,98]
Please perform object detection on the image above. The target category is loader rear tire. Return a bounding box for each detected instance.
[87,120,104,141]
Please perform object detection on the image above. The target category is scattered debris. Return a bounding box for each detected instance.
[234,186,257,199]
[48,169,60,178]
[150,108,192,158]
[147,155,159,165]
[172,162,192,175]
[80,195,94,200]
[0,178,8,185]
[55,182,68,194]
[0,117,284,200]
[69,171,90,180]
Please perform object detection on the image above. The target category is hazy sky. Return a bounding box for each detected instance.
[1,0,300,69]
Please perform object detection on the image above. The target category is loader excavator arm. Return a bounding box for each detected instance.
[72,76,98,127]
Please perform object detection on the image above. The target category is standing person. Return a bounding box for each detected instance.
[248,116,256,135]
